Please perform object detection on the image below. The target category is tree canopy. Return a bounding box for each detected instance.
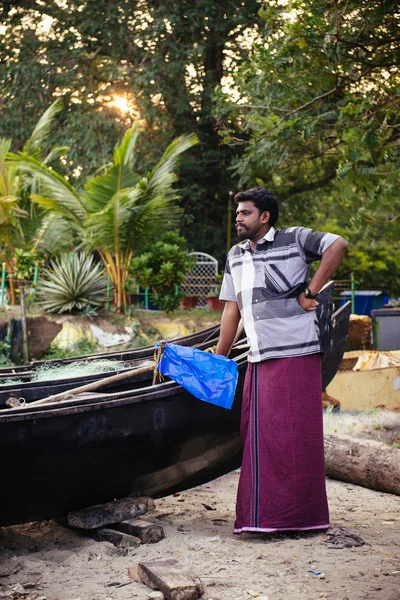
[1,0,399,295]
[215,0,400,293]
[10,124,197,309]
[0,0,262,263]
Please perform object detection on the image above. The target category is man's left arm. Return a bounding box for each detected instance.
[298,237,348,311]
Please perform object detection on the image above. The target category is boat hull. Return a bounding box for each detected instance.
[0,363,245,527]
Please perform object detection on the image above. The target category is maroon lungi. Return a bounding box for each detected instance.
[234,354,329,534]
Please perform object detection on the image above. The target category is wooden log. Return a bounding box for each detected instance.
[324,434,400,495]
[138,559,204,600]
[95,528,141,548]
[114,518,165,543]
[68,497,155,530]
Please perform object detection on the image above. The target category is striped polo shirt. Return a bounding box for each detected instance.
[219,226,340,362]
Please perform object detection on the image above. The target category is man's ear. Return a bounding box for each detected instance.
[261,210,270,224]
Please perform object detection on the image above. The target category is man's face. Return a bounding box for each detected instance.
[235,200,270,242]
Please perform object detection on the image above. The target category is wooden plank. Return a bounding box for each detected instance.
[138,559,204,600]
[95,528,141,548]
[68,497,155,530]
[114,518,165,543]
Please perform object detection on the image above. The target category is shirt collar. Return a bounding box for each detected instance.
[238,226,276,250]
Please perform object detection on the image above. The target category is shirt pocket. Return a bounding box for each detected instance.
[264,263,291,294]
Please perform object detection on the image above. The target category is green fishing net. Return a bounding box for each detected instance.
[0,360,129,386]
[32,360,129,382]
[0,378,25,386]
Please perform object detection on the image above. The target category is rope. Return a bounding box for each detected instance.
[152,341,166,384]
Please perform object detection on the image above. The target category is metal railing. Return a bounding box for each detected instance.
[0,262,40,306]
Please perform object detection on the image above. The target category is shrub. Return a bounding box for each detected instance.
[14,249,41,281]
[129,232,194,312]
[39,253,107,313]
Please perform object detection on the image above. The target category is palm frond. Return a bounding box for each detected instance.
[32,213,79,254]
[120,194,181,253]
[38,218,77,254]
[112,122,141,168]
[85,188,141,252]
[84,163,139,213]
[30,194,84,228]
[0,139,14,196]
[22,99,64,160]
[143,133,198,200]
[0,138,12,163]
[0,194,20,205]
[7,153,87,224]
[0,195,28,217]
[43,145,70,165]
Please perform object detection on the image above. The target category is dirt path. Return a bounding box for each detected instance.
[0,471,399,600]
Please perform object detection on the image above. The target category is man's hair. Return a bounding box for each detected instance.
[234,187,279,226]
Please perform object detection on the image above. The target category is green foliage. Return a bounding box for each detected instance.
[214,0,400,291]
[83,128,198,256]
[10,122,198,310]
[0,340,12,367]
[2,0,398,289]
[0,100,68,303]
[216,1,399,218]
[130,232,195,312]
[0,0,263,265]
[42,337,99,361]
[0,138,27,266]
[336,243,400,298]
[80,304,100,319]
[38,253,107,313]
[14,248,40,280]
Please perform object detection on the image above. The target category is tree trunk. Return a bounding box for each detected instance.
[324,434,400,496]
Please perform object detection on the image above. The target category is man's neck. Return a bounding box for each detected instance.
[249,225,272,250]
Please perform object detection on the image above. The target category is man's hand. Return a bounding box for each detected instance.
[297,293,319,311]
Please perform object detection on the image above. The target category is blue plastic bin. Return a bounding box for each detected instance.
[339,290,385,316]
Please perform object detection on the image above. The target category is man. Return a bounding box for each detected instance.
[215,187,347,534]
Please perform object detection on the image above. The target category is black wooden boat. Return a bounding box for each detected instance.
[0,288,350,527]
[0,332,225,406]
[0,347,247,527]
[0,324,221,378]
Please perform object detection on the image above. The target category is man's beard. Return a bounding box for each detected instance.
[236,225,249,240]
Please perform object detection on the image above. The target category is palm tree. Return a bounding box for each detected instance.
[0,99,65,303]
[11,123,198,311]
[0,139,27,304]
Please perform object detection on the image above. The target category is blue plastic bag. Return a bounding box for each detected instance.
[158,343,238,410]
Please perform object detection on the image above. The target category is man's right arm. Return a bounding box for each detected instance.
[215,301,241,357]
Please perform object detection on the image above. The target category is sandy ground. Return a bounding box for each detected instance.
[0,469,399,600]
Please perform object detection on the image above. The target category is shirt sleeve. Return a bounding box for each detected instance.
[219,255,238,302]
[296,227,340,264]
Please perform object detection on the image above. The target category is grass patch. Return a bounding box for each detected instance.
[42,338,99,360]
